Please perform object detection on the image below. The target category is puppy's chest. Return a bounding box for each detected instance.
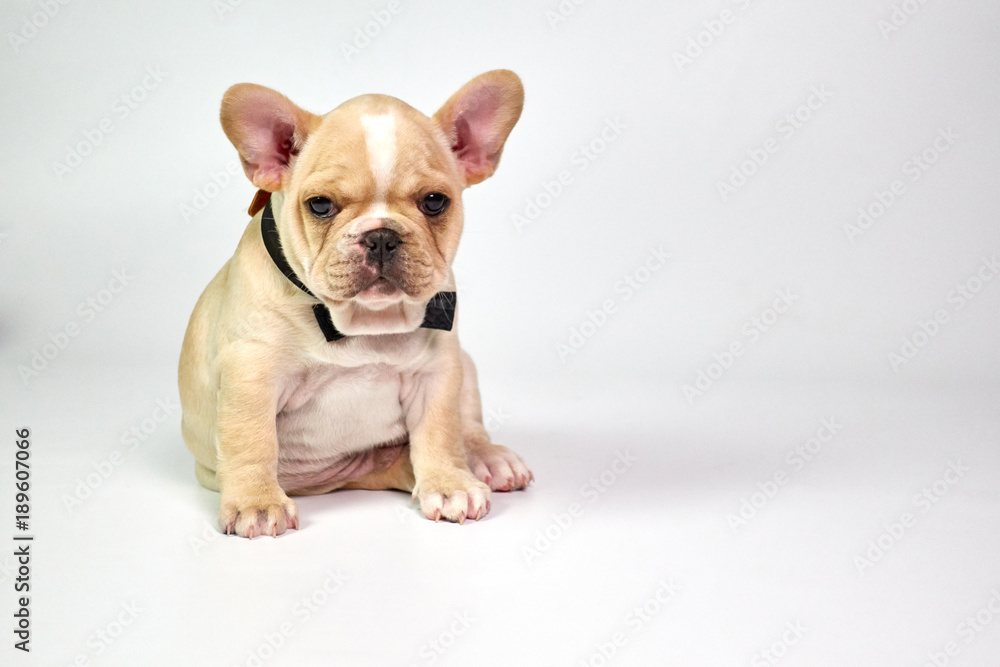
[276,363,409,462]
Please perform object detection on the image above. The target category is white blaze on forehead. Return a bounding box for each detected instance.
[360,113,396,203]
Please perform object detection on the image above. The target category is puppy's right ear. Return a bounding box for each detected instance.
[220,84,321,192]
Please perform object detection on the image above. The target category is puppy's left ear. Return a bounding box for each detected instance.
[433,70,524,187]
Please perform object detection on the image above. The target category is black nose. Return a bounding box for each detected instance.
[361,228,402,264]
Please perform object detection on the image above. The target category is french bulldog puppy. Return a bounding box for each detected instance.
[178,70,532,538]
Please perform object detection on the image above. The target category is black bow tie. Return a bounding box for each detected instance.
[259,198,456,342]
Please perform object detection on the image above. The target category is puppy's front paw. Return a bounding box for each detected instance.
[467,443,533,492]
[414,470,491,524]
[219,487,298,538]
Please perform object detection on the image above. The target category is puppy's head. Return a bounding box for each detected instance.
[220,70,523,334]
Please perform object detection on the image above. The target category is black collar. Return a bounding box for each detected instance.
[260,198,456,342]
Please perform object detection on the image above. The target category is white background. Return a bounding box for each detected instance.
[2,0,999,665]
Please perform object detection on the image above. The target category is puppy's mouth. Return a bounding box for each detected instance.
[357,276,402,300]
[320,241,438,304]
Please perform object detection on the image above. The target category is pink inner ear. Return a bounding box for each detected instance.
[452,116,489,176]
[270,120,298,164]
[242,106,299,188]
[450,88,503,180]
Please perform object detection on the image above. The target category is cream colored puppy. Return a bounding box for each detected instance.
[178,70,532,538]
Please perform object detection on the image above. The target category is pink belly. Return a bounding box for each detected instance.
[278,442,406,495]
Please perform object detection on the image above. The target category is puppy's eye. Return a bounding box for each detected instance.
[419,192,449,217]
[306,197,337,218]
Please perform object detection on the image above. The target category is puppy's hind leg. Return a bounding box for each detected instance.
[459,349,533,492]
[341,445,415,492]
[195,461,221,492]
